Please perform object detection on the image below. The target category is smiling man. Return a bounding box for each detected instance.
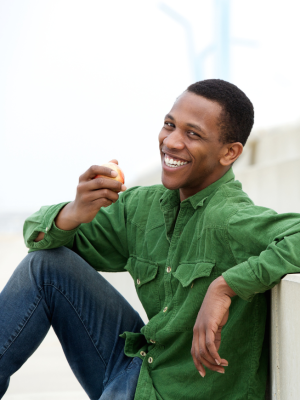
[1,79,300,400]
[160,89,244,198]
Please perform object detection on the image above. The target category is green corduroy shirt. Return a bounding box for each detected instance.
[24,168,300,400]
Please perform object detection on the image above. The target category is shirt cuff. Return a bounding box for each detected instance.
[222,261,270,302]
[27,202,80,250]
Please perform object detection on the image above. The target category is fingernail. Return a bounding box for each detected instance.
[121,185,127,191]
[218,369,225,374]
[221,361,228,367]
[111,171,118,177]
[215,359,220,365]
[199,371,205,378]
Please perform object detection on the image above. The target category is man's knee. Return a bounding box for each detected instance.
[20,247,72,283]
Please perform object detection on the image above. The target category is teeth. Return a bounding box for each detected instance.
[165,156,188,168]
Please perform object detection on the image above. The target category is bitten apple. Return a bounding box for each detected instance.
[95,162,125,185]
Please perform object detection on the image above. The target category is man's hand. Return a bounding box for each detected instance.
[191,276,236,377]
[34,160,126,242]
[55,160,126,231]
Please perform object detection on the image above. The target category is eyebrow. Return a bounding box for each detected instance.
[164,114,207,136]
[186,122,207,135]
[165,114,175,121]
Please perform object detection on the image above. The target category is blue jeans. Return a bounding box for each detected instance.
[0,247,145,399]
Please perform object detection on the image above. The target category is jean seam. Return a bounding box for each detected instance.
[0,296,42,360]
[104,357,140,388]
[42,283,107,368]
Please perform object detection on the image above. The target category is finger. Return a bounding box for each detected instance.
[196,328,227,373]
[89,188,119,203]
[191,334,206,378]
[214,328,229,366]
[192,342,225,375]
[108,159,118,165]
[87,176,124,192]
[94,198,113,208]
[205,329,228,367]
[197,326,219,367]
[79,165,117,182]
[198,355,225,374]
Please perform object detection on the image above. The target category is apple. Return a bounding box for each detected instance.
[95,162,125,185]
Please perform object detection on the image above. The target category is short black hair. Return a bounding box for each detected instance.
[187,79,254,146]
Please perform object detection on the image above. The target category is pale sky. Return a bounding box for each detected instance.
[1,0,300,212]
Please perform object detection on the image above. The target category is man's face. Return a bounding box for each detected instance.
[158,91,227,200]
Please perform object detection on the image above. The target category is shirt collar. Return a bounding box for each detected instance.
[160,167,235,212]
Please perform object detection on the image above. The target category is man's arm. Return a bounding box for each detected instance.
[191,276,236,377]
[25,161,132,272]
[33,161,126,243]
[191,206,300,376]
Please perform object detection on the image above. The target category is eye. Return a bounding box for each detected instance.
[164,121,175,128]
[188,131,201,138]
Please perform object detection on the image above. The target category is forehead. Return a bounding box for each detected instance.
[169,91,223,126]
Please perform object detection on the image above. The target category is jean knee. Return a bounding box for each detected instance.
[21,247,71,284]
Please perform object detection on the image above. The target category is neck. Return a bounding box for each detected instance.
[179,166,231,201]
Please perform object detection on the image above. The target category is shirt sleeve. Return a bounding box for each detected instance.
[23,189,136,272]
[23,202,76,251]
[222,205,300,301]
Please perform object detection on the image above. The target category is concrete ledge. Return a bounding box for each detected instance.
[271,274,300,399]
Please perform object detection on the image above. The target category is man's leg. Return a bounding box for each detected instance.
[0,247,144,400]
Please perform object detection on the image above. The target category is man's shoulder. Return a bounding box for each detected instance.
[219,179,253,203]
[204,180,255,225]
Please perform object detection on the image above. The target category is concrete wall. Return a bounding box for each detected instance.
[234,125,300,214]
[271,275,300,400]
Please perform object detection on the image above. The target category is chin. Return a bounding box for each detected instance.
[161,173,181,190]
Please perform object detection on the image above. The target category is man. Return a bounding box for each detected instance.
[1,79,300,399]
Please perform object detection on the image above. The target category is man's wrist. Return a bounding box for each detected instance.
[210,276,236,298]
[55,202,81,231]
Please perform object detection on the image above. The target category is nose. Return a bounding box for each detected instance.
[163,129,185,150]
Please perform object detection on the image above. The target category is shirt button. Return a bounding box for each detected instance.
[148,357,154,364]
[150,339,156,344]
[137,279,141,285]
[191,282,194,289]
[163,306,168,313]
[140,351,147,357]
[45,227,49,232]
[166,266,171,273]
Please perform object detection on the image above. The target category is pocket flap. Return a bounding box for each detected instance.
[173,262,215,287]
[125,257,158,287]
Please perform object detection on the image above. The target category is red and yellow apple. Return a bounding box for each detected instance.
[95,162,125,185]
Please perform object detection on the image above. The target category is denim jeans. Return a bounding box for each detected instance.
[0,247,145,399]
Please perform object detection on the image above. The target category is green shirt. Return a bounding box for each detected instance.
[24,168,300,400]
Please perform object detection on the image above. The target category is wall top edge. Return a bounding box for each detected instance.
[281,273,300,283]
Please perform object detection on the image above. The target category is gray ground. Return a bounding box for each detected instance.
[0,235,147,400]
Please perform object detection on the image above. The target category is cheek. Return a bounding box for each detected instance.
[158,130,166,146]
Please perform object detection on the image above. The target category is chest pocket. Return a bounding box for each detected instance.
[125,256,160,320]
[168,261,217,331]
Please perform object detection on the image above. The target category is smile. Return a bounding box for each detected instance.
[164,154,189,168]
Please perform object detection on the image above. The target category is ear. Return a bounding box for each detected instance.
[219,142,243,166]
